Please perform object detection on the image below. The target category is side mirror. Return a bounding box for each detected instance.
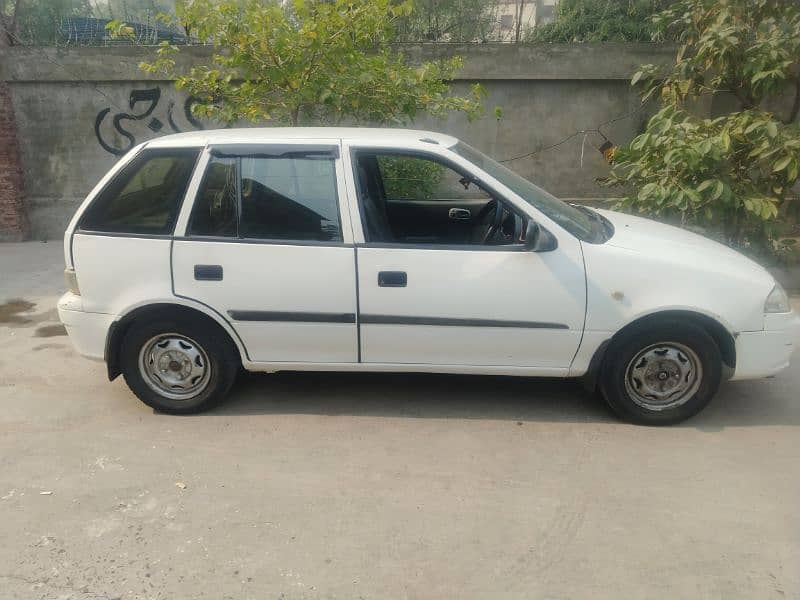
[523,220,558,252]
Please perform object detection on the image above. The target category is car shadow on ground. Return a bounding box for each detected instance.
[202,370,800,429]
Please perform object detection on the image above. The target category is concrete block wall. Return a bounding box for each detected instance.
[2,43,675,240]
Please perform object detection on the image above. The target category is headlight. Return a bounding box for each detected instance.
[764,283,790,313]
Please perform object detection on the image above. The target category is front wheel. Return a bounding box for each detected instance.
[120,316,239,414]
[599,320,722,425]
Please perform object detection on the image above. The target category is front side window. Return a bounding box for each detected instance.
[80,148,199,235]
[188,153,342,242]
[354,151,522,246]
[449,141,608,242]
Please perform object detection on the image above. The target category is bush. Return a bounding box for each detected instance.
[606,0,800,262]
[528,0,670,43]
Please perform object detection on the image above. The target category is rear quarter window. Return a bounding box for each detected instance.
[79,148,200,235]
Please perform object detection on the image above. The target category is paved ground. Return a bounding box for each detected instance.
[1,241,798,600]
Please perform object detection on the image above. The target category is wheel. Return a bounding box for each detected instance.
[599,320,722,425]
[120,315,239,414]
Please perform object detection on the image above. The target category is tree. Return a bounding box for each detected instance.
[528,0,670,43]
[394,0,498,43]
[2,0,94,45]
[94,0,174,22]
[141,0,484,127]
[606,0,800,261]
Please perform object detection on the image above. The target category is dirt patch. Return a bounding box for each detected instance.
[0,299,36,324]
[34,324,67,338]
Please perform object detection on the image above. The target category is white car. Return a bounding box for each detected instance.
[58,128,799,424]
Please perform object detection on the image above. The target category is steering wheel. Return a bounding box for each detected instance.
[471,199,505,245]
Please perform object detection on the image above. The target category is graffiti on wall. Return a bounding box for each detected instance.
[94,87,205,156]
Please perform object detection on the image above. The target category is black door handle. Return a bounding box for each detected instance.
[194,264,223,281]
[378,271,407,287]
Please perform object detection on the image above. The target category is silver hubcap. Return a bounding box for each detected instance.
[624,342,702,411]
[138,334,211,400]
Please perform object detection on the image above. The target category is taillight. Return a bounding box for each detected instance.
[64,268,81,296]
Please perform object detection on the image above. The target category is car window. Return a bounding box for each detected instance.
[376,155,490,202]
[80,148,199,235]
[355,151,520,247]
[188,154,342,242]
[188,157,238,237]
[239,156,341,241]
[449,142,606,242]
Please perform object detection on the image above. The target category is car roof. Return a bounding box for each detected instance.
[144,127,460,149]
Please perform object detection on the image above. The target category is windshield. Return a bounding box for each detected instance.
[450,141,601,241]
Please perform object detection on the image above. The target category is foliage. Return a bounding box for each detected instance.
[1,0,94,45]
[395,0,497,42]
[141,0,485,126]
[105,18,135,39]
[607,0,800,261]
[378,155,444,200]
[527,0,670,43]
[94,0,174,23]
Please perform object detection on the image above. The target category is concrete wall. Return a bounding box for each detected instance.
[4,43,674,240]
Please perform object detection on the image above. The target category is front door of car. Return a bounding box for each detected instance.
[348,148,586,372]
[172,143,358,364]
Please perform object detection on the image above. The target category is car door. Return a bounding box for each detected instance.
[344,144,586,373]
[172,142,358,364]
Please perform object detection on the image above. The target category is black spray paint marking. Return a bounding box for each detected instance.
[94,87,205,156]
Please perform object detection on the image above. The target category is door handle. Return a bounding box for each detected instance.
[194,264,223,281]
[378,271,407,287]
[448,208,471,221]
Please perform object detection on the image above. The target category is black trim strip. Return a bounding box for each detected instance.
[229,310,356,323]
[176,236,352,248]
[75,230,174,240]
[360,315,568,329]
[357,242,528,252]
[210,144,340,158]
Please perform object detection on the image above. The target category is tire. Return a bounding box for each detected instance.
[120,315,239,414]
[599,320,722,425]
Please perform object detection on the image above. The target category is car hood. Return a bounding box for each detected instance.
[594,208,774,284]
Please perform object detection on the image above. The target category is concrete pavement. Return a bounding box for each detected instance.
[1,241,798,599]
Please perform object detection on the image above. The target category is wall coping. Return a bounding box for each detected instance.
[4,43,677,83]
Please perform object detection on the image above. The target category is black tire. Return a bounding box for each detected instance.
[120,314,239,414]
[599,319,722,425]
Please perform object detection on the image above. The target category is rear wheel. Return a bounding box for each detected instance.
[599,320,722,425]
[120,316,239,414]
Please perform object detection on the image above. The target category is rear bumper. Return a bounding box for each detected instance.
[731,312,800,380]
[57,293,113,361]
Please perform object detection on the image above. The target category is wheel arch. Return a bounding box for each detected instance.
[582,309,737,391]
[105,300,246,381]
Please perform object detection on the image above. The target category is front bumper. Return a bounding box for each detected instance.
[57,293,114,361]
[731,311,800,380]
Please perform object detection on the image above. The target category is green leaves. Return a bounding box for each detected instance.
[608,0,800,261]
[528,0,670,43]
[140,0,484,126]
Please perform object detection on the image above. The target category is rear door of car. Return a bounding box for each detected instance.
[172,141,359,364]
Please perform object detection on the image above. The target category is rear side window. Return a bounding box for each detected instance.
[240,156,340,241]
[188,153,342,242]
[188,157,238,237]
[79,148,200,235]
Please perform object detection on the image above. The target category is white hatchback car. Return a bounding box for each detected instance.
[58,128,799,424]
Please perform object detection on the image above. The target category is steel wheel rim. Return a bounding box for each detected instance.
[138,333,211,400]
[624,342,703,411]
